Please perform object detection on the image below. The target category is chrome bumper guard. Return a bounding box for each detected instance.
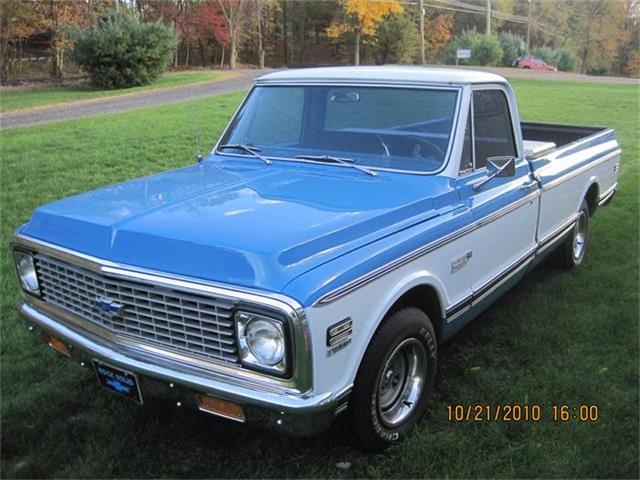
[20,300,349,437]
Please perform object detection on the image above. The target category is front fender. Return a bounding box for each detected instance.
[305,269,448,398]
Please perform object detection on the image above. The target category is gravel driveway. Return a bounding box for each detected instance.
[2,67,635,130]
[0,69,265,129]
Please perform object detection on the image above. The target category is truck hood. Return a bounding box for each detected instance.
[20,156,457,294]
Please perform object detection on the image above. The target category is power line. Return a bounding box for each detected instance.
[394,0,554,34]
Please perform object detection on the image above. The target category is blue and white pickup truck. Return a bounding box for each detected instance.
[13,67,619,451]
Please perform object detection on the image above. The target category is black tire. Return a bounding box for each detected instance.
[558,200,590,270]
[348,307,437,452]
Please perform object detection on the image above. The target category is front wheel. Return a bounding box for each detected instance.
[559,200,590,269]
[348,308,437,452]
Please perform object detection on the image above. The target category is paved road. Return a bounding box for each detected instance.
[480,66,639,84]
[0,69,265,129]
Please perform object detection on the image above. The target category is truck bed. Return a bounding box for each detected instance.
[521,122,609,159]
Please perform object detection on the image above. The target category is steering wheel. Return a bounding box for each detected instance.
[406,135,445,160]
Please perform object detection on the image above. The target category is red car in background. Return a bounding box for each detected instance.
[514,55,558,72]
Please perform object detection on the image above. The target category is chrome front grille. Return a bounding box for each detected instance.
[34,253,239,364]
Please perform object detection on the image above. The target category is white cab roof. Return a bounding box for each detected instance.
[257,66,508,85]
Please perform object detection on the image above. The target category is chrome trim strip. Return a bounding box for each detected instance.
[537,213,578,248]
[598,183,617,206]
[197,403,246,423]
[473,254,533,305]
[445,248,535,323]
[212,82,463,177]
[12,234,313,393]
[542,149,620,191]
[536,223,575,256]
[315,191,539,306]
[444,305,471,323]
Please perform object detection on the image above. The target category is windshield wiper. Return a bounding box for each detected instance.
[294,154,378,177]
[217,144,272,165]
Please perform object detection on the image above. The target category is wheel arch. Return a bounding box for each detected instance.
[384,283,445,341]
[358,272,447,360]
[583,180,600,216]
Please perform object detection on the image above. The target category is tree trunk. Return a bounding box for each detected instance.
[229,33,237,69]
[220,46,225,68]
[282,0,288,65]
[300,15,308,65]
[51,39,64,79]
[354,29,360,66]
[419,0,425,65]
[199,39,206,67]
[185,38,190,67]
[256,0,265,69]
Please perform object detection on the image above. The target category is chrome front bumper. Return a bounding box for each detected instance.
[19,300,350,437]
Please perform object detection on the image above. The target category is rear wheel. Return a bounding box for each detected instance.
[348,308,437,452]
[559,200,589,269]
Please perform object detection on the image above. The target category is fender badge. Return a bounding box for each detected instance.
[451,250,473,273]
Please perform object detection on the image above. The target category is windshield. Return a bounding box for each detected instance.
[218,85,459,173]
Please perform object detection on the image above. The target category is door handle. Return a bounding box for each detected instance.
[520,180,538,191]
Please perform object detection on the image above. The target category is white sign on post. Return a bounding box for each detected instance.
[456,49,472,59]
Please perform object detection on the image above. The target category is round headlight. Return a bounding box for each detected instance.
[15,252,39,293]
[245,318,285,366]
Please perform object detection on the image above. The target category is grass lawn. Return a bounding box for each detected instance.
[0,70,225,113]
[1,79,638,478]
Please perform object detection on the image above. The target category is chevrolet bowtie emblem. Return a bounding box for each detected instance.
[95,296,125,319]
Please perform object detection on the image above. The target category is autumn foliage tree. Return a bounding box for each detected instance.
[0,0,43,82]
[423,14,453,62]
[327,0,403,65]
[38,0,92,79]
[215,0,246,69]
[196,1,231,66]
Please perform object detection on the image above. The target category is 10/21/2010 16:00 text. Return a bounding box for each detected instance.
[447,404,600,422]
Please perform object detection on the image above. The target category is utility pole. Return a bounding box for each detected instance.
[485,0,491,35]
[526,0,532,52]
[419,0,425,65]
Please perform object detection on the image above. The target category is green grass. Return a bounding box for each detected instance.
[1,79,638,478]
[0,70,225,113]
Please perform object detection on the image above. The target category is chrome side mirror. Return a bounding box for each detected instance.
[487,156,516,177]
[473,156,516,190]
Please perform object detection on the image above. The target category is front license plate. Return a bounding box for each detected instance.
[94,360,143,404]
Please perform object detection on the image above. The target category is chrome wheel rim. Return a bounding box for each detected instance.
[573,211,587,260]
[376,338,427,428]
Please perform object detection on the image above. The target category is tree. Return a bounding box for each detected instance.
[254,0,266,68]
[38,0,91,79]
[499,31,523,67]
[327,0,403,65]
[423,13,452,62]
[374,12,419,64]
[0,0,43,82]
[198,1,231,67]
[443,30,502,66]
[72,10,175,88]
[555,48,577,72]
[215,0,246,69]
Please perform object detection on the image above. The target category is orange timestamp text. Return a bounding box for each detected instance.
[446,404,600,422]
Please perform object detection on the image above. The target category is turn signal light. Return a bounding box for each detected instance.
[44,334,71,357]
[196,394,246,423]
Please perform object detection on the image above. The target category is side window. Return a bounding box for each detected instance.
[472,90,517,169]
[459,106,473,173]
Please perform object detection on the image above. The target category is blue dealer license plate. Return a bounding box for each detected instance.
[94,360,143,404]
